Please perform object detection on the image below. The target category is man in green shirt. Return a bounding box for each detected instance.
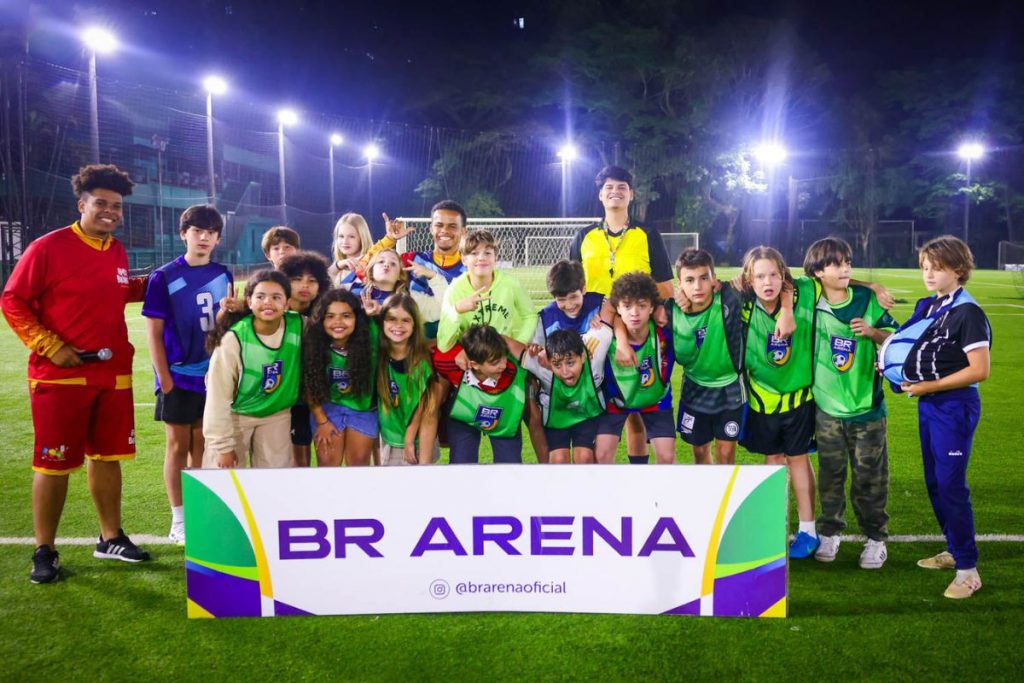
[804,238,897,569]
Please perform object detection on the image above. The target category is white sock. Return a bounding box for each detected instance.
[798,521,817,537]
[171,506,184,525]
[956,568,979,581]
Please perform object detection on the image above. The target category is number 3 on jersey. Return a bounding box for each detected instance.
[197,291,215,331]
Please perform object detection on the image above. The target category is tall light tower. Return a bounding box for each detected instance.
[957,141,985,246]
[364,143,380,219]
[753,142,789,247]
[329,133,343,216]
[557,143,578,218]
[202,75,228,205]
[81,27,118,164]
[276,109,298,221]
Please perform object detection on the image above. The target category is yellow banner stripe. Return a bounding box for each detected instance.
[701,465,740,597]
[230,470,274,600]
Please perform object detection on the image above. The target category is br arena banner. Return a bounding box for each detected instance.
[182,465,788,619]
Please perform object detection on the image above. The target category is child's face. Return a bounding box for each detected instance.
[616,297,653,332]
[749,258,783,303]
[181,226,220,257]
[921,258,960,295]
[554,290,585,318]
[335,223,362,257]
[815,259,851,291]
[323,301,356,343]
[598,179,633,212]
[678,266,714,308]
[247,281,288,323]
[430,209,465,254]
[289,272,320,308]
[383,306,415,344]
[464,245,497,278]
[371,252,402,287]
[550,351,584,387]
[267,241,297,269]
[470,355,506,379]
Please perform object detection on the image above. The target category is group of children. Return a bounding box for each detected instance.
[144,199,990,600]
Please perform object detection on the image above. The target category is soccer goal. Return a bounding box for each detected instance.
[997,241,1024,271]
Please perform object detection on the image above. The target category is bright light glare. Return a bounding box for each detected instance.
[330,133,344,146]
[364,144,381,161]
[203,75,228,96]
[277,109,299,126]
[82,27,118,54]
[557,144,579,162]
[754,143,788,166]
[957,142,985,161]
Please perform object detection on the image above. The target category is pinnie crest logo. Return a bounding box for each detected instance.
[116,267,129,285]
[389,379,400,406]
[475,405,503,431]
[638,357,656,387]
[329,367,352,394]
[766,336,791,366]
[40,444,67,461]
[262,360,284,393]
[694,327,707,348]
[830,335,856,372]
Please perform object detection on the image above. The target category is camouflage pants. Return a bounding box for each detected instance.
[815,409,889,540]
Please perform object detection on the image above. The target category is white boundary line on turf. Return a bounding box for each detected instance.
[3,533,1023,546]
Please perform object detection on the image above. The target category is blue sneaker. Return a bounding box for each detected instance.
[789,531,820,559]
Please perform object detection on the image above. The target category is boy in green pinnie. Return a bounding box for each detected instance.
[804,238,897,568]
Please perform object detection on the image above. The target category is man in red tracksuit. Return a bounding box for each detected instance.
[2,164,152,584]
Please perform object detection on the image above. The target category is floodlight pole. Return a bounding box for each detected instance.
[206,91,216,205]
[963,158,972,246]
[88,51,100,163]
[278,122,288,222]
[329,143,336,216]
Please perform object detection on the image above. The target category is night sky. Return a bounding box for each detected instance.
[10,0,1024,124]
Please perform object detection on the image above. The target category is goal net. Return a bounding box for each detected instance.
[397,219,698,301]
[997,241,1024,271]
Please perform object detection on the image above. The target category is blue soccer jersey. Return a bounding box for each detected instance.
[537,291,605,340]
[142,257,232,394]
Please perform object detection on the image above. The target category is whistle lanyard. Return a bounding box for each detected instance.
[602,221,629,279]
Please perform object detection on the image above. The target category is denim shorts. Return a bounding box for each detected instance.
[313,403,380,438]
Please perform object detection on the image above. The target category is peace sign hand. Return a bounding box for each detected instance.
[361,288,381,316]
[455,286,490,314]
[383,213,415,242]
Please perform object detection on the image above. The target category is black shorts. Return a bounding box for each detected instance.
[677,403,746,446]
[740,401,815,457]
[291,403,312,446]
[154,386,205,425]
[544,415,600,452]
[596,410,676,440]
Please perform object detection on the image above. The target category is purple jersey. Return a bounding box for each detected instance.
[142,257,232,394]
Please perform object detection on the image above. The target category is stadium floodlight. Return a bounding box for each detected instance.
[754,142,788,167]
[957,141,985,161]
[557,143,579,162]
[203,76,228,204]
[82,27,118,54]
[330,133,344,146]
[202,75,228,96]
[957,141,985,245]
[364,143,381,161]
[277,109,299,127]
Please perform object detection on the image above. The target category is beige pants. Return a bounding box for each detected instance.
[204,409,292,468]
[379,439,441,466]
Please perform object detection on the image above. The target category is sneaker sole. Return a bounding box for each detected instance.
[943,586,980,599]
[93,550,148,563]
[917,560,956,570]
[30,573,61,584]
[859,561,886,569]
[814,553,837,563]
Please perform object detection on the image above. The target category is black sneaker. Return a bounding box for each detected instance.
[31,545,61,584]
[93,529,151,563]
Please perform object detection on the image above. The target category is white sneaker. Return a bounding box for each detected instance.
[814,535,840,562]
[168,521,185,545]
[859,539,887,569]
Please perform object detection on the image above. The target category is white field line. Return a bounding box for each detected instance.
[2,533,1022,546]
[879,273,1022,289]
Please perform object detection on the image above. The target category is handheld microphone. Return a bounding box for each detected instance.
[79,348,113,363]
